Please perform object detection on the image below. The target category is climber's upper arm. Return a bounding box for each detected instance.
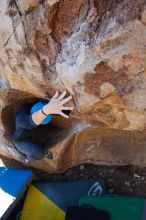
[16,107,37,129]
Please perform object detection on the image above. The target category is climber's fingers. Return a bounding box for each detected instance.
[59,111,69,118]
[52,91,59,99]
[62,106,73,111]
[58,91,67,101]
[61,95,72,105]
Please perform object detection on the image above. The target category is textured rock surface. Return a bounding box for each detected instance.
[15,0,41,15]
[0,0,146,173]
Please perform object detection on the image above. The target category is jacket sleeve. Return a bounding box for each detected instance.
[16,107,37,130]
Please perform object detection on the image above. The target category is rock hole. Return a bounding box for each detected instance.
[1,97,70,150]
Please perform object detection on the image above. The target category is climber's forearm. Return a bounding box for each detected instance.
[32,106,51,125]
[32,110,46,125]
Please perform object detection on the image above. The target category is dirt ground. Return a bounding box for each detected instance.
[1,156,146,198]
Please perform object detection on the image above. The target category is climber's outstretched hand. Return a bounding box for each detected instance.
[43,91,73,118]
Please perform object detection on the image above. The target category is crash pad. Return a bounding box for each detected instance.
[79,196,146,220]
[20,179,106,220]
[35,180,106,211]
[20,185,65,220]
[0,167,33,220]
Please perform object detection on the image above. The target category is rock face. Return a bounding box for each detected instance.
[0,0,146,173]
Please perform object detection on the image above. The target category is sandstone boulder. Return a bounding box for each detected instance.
[0,0,146,173]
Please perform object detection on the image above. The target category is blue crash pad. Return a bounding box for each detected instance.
[0,167,33,219]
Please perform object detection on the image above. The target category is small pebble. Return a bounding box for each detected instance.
[108,178,114,183]
[110,169,114,173]
[80,165,85,170]
[134,173,141,178]
[125,181,130,186]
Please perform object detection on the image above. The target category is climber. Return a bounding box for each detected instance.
[11,91,73,165]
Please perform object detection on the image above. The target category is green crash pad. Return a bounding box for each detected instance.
[79,196,146,220]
